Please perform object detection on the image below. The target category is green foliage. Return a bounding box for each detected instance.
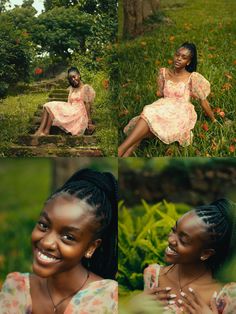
[117,0,236,156]
[31,6,93,59]
[118,200,190,293]
[0,23,32,97]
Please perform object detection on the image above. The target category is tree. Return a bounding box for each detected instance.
[0,24,31,97]
[122,0,160,37]
[31,6,93,59]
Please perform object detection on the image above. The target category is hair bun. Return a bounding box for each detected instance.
[63,168,117,203]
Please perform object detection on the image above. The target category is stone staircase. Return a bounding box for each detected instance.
[9,87,103,157]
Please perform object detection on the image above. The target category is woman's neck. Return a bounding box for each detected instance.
[47,263,88,298]
[177,262,212,280]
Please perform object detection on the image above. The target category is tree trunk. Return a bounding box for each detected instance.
[123,0,160,37]
[51,158,92,191]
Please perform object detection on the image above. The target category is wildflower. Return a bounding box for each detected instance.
[102,79,109,89]
[229,145,235,153]
[202,122,209,131]
[34,67,43,75]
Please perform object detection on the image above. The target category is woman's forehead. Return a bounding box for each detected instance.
[68,71,79,77]
[176,47,191,56]
[177,211,207,237]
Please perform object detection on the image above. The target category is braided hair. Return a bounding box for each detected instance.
[179,42,197,72]
[194,199,236,274]
[67,66,80,76]
[47,168,118,280]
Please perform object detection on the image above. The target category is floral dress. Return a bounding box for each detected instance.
[124,68,210,146]
[44,84,95,136]
[0,272,118,314]
[144,264,236,314]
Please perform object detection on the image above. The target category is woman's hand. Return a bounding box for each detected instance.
[143,286,177,305]
[178,288,218,314]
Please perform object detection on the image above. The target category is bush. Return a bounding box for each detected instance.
[118,200,190,294]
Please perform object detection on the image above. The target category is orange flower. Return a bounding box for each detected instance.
[168,59,173,65]
[219,111,225,118]
[34,67,43,75]
[102,79,109,89]
[233,60,236,65]
[229,145,235,153]
[169,35,175,41]
[202,122,209,131]
[222,83,232,91]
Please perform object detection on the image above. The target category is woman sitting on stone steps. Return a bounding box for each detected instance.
[34,67,96,137]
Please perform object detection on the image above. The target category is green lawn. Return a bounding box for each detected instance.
[117,0,236,157]
[0,159,51,286]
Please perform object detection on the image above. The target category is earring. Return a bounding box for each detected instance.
[200,256,207,261]
[85,252,92,258]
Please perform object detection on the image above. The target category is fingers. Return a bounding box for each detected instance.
[210,291,218,314]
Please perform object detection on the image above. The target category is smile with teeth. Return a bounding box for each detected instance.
[166,246,178,256]
[36,248,61,264]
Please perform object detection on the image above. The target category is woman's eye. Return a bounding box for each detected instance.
[62,234,75,242]
[37,221,48,231]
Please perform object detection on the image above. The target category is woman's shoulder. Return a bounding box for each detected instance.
[190,71,209,82]
[88,278,118,292]
[144,263,163,277]
[219,281,236,295]
[2,272,29,289]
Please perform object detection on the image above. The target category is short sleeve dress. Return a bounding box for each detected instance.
[44,84,96,136]
[144,264,236,314]
[0,272,118,314]
[124,68,210,146]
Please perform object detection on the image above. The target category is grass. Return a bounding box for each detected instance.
[117,0,236,157]
[0,92,49,156]
[0,158,51,286]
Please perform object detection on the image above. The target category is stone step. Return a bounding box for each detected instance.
[47,98,68,102]
[28,124,95,136]
[48,91,68,96]
[8,145,103,157]
[17,134,99,147]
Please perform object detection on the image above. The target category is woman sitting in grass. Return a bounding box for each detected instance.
[34,67,95,137]
[143,199,236,314]
[118,42,216,157]
[0,169,118,313]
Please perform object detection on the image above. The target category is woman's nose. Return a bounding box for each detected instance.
[168,233,177,246]
[40,231,57,251]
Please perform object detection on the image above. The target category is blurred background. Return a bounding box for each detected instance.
[0,157,117,286]
[118,157,236,295]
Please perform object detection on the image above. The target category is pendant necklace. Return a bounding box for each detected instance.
[177,265,207,292]
[46,270,90,313]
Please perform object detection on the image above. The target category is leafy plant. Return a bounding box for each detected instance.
[118,200,190,294]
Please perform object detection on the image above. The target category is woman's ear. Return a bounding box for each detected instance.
[200,248,215,261]
[85,239,102,258]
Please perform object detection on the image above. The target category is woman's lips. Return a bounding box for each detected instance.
[34,248,61,266]
[165,246,179,257]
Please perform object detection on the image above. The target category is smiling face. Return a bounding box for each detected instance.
[31,193,101,278]
[68,71,80,88]
[173,47,192,70]
[164,211,214,265]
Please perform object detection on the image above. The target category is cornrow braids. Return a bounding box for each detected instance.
[67,66,80,76]
[47,168,118,280]
[194,199,236,273]
[179,42,197,72]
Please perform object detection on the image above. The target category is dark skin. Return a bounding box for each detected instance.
[144,211,222,314]
[30,194,102,314]
[118,47,216,157]
[33,71,93,137]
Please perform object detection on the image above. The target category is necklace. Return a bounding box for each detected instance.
[46,271,90,313]
[177,265,207,292]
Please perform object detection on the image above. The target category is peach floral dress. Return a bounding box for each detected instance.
[44,84,95,136]
[124,68,210,146]
[144,264,236,314]
[0,272,118,314]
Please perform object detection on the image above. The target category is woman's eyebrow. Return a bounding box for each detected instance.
[62,226,82,233]
[40,211,50,221]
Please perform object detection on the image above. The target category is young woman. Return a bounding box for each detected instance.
[34,67,95,137]
[143,199,236,314]
[118,42,216,157]
[0,169,118,313]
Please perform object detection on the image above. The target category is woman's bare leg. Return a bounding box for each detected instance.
[34,108,49,135]
[43,114,53,135]
[122,130,155,157]
[118,118,150,157]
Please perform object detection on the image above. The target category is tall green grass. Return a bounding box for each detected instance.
[117,0,236,156]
